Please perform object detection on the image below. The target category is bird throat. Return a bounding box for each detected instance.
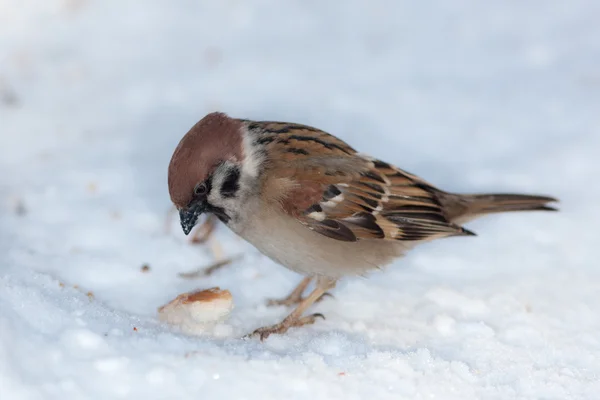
[206,203,230,224]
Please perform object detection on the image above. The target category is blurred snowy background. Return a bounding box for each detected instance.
[1,0,599,399]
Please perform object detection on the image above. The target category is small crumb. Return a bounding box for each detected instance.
[73,285,79,289]
[86,291,94,300]
[86,182,97,193]
[59,282,65,288]
[141,264,151,273]
[133,327,138,332]
[338,372,346,377]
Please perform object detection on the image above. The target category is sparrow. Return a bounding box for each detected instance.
[167,112,558,340]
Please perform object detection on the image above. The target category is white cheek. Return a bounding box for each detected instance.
[207,175,223,204]
[240,130,264,179]
[207,190,221,205]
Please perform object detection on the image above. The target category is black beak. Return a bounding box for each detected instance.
[179,201,206,235]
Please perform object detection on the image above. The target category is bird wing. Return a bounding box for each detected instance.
[253,121,473,242]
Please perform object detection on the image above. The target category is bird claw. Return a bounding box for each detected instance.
[245,313,326,340]
[266,296,302,307]
[316,292,334,302]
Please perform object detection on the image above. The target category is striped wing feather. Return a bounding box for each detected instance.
[249,120,473,242]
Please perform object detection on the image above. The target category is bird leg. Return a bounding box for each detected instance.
[266,276,334,306]
[266,276,312,306]
[250,276,337,340]
[189,214,217,244]
[170,213,236,279]
[178,237,240,279]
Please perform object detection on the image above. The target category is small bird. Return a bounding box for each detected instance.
[168,112,557,339]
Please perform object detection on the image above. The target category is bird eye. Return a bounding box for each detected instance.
[194,182,208,196]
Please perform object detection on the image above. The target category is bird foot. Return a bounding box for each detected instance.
[266,292,333,307]
[247,313,325,340]
[177,257,235,279]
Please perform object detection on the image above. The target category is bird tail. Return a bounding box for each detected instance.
[439,193,558,224]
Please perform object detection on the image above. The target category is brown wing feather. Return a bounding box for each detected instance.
[250,121,473,242]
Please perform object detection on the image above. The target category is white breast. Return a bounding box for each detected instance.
[228,201,412,278]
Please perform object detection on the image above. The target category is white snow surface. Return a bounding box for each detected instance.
[1,1,599,399]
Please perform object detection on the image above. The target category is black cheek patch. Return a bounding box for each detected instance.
[220,167,240,198]
[206,204,230,223]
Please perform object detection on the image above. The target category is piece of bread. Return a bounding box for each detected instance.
[158,287,233,335]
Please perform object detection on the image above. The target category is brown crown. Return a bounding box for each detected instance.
[168,112,243,208]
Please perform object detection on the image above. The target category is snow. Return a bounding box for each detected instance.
[1,0,599,398]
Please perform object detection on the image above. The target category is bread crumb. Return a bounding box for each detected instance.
[158,287,233,336]
[183,287,231,303]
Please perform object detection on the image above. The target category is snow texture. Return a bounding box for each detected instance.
[1,0,599,399]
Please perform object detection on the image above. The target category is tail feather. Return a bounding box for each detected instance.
[467,194,558,213]
[439,193,559,224]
